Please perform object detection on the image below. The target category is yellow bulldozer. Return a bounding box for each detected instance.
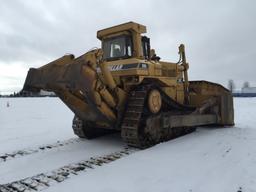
[23,22,234,148]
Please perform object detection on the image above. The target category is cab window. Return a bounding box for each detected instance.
[103,36,132,60]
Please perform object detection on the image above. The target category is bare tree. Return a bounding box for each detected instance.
[228,79,235,93]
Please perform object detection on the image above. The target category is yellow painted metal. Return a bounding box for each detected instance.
[98,86,116,108]
[178,44,189,104]
[99,61,117,90]
[38,54,74,69]
[97,22,146,40]
[23,21,234,130]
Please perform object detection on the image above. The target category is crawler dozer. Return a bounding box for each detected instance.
[23,22,234,148]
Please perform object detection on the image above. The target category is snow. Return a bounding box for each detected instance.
[0,98,125,184]
[0,98,74,154]
[1,97,256,192]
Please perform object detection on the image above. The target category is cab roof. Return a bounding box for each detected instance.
[97,21,146,40]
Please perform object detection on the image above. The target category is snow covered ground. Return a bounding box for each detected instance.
[0,97,256,192]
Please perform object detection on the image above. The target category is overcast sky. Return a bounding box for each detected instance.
[0,0,255,94]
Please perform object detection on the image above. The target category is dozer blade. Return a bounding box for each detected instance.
[23,54,116,126]
[189,81,234,126]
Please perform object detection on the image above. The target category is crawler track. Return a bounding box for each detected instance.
[0,147,136,192]
[121,85,196,148]
[0,138,81,163]
[72,116,116,139]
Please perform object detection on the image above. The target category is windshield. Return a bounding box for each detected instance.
[103,36,132,60]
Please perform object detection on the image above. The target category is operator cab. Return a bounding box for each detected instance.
[102,35,133,61]
[102,35,152,61]
[98,22,160,62]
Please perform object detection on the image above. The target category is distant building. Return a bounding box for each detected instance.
[233,87,256,97]
[241,87,256,94]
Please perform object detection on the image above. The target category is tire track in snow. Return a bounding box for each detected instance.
[0,138,81,163]
[0,147,137,192]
